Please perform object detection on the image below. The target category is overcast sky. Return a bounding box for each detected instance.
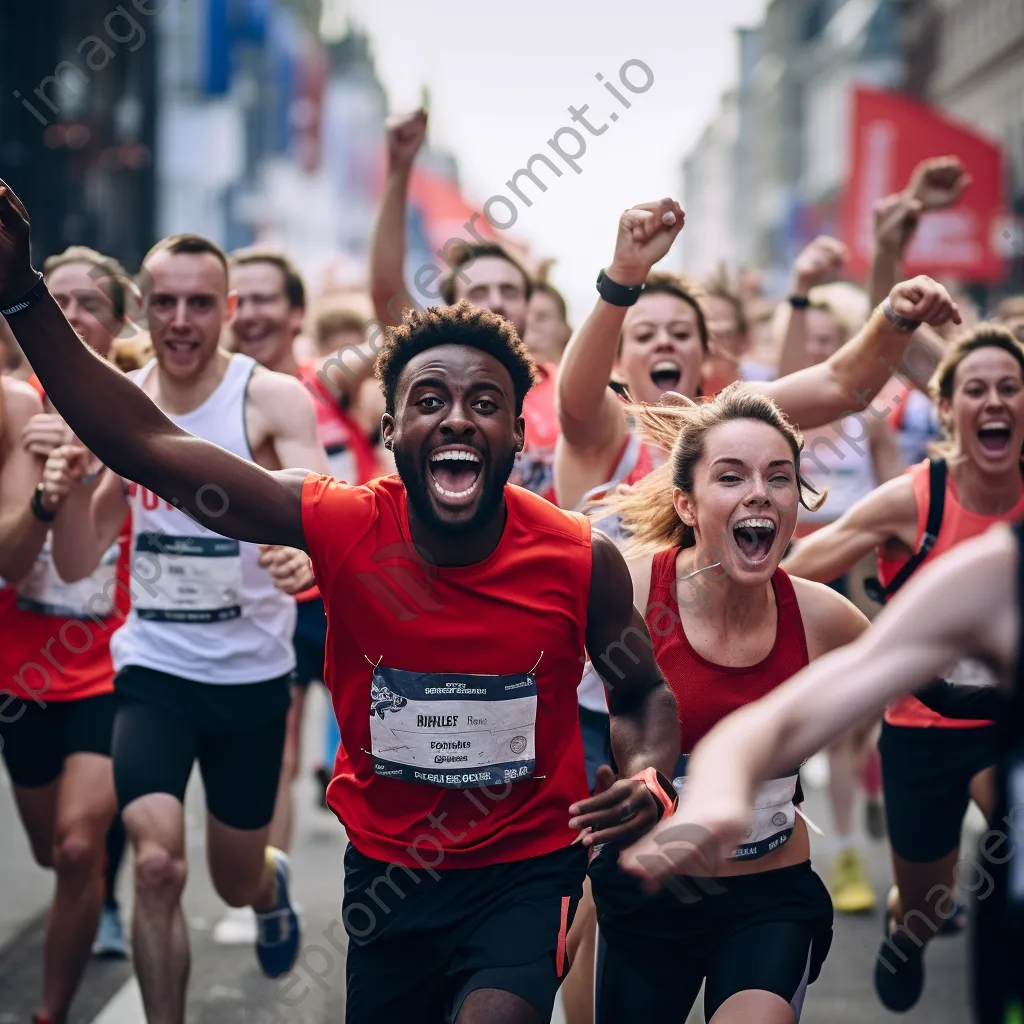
[324,0,768,321]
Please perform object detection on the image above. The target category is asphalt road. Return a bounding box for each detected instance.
[0,687,977,1023]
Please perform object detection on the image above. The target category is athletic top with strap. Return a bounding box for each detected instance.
[302,475,592,868]
[878,458,1024,729]
[645,549,809,859]
[110,354,297,685]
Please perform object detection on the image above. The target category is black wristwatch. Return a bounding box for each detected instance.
[30,483,56,523]
[596,269,643,307]
[788,294,811,309]
[881,297,921,334]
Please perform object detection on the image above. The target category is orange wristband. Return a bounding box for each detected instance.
[632,767,678,821]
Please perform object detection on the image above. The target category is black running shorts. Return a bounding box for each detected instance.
[879,721,998,863]
[292,597,327,688]
[342,842,587,1024]
[0,692,115,788]
[590,852,833,1022]
[112,666,290,830]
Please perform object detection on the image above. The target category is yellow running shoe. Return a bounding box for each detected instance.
[830,848,877,914]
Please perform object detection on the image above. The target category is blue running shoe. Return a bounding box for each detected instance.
[92,901,128,959]
[255,848,300,978]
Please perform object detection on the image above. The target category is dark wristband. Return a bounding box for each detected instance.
[597,269,643,307]
[881,297,921,333]
[30,483,56,523]
[788,295,811,309]
[0,272,46,318]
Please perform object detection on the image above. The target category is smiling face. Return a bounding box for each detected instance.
[525,289,570,365]
[383,344,524,534]
[941,347,1024,474]
[230,261,304,371]
[452,257,529,337]
[616,291,705,404]
[144,250,233,381]
[46,261,124,359]
[673,419,801,585]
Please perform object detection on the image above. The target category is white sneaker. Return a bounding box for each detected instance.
[212,906,258,945]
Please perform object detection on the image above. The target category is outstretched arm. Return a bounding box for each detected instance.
[569,530,679,847]
[621,524,1015,882]
[0,181,306,550]
[782,474,917,583]
[757,276,960,430]
[369,108,427,327]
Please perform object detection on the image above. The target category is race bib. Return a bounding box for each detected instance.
[132,533,243,623]
[368,665,537,788]
[17,541,119,619]
[673,754,798,861]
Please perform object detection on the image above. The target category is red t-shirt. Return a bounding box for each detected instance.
[301,474,592,867]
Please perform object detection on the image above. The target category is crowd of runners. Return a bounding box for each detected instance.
[0,108,1023,1024]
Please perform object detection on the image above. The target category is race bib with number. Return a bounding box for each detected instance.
[17,542,119,619]
[132,533,243,623]
[368,665,538,788]
[673,754,799,861]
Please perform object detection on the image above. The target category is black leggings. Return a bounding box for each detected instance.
[596,919,814,1022]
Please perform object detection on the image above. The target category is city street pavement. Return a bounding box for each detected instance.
[1,691,977,1023]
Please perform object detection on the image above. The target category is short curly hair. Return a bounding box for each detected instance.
[376,301,537,416]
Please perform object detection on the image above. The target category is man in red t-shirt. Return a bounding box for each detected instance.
[4,178,679,1022]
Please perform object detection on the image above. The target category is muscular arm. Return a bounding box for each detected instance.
[584,530,679,779]
[249,371,330,475]
[369,165,416,327]
[5,294,306,549]
[0,378,46,581]
[782,475,917,583]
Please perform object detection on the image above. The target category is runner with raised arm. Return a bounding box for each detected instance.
[4,221,327,1022]
[0,179,680,1024]
[781,324,1024,1011]
[622,522,1024,1024]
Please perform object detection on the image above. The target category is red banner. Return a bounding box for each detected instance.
[841,87,1007,282]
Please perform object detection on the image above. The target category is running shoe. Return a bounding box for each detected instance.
[92,900,128,959]
[255,848,300,978]
[875,914,926,1012]
[937,899,967,936]
[212,906,258,945]
[830,848,877,913]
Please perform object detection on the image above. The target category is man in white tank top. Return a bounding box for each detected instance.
[35,234,330,1022]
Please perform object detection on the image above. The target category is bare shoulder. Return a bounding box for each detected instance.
[248,366,315,407]
[2,375,44,424]
[790,574,871,660]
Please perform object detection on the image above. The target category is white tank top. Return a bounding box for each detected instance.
[110,354,297,684]
[798,417,878,525]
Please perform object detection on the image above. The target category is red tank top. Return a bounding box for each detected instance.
[879,459,1024,729]
[302,474,592,867]
[645,549,810,753]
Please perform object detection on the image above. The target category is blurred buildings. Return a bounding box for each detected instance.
[0,0,479,291]
[680,0,1024,296]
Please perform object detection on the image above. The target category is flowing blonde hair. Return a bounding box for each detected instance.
[593,383,825,556]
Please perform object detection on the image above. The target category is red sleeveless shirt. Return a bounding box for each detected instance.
[644,548,810,753]
[302,474,593,868]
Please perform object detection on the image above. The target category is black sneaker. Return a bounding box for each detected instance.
[875,918,925,1012]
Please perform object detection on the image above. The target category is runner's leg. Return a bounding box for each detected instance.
[457,990,542,1024]
[267,684,304,852]
[41,751,117,1020]
[12,781,59,868]
[826,731,875,912]
[561,880,597,1024]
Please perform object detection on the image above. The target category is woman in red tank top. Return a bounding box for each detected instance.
[587,383,870,1024]
[781,324,1024,1012]
[0,247,136,1023]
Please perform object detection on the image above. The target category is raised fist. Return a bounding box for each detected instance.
[606,199,685,287]
[0,180,38,305]
[40,443,95,511]
[22,412,72,458]
[385,108,428,172]
[889,275,962,328]
[790,236,847,295]
[873,192,922,258]
[905,156,972,212]
[259,544,315,595]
